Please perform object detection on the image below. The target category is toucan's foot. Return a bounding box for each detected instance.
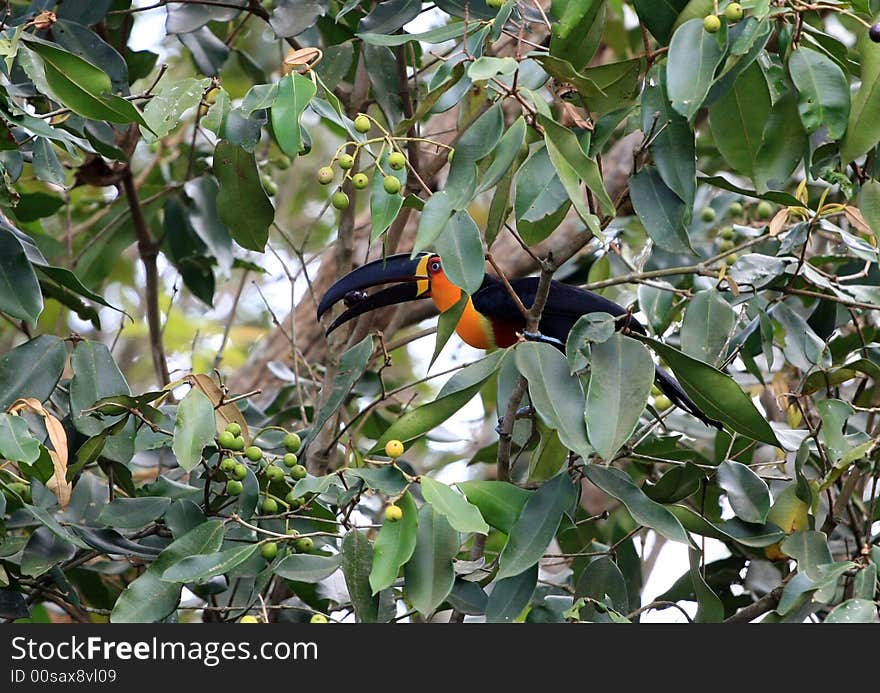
[495,418,511,439]
[522,331,564,347]
[515,406,533,419]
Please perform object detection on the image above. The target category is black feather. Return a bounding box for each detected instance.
[473,275,722,429]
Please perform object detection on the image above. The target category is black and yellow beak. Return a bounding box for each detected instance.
[317,253,433,335]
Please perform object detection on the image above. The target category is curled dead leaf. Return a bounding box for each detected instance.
[282,47,322,76]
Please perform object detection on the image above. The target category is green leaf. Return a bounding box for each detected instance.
[780,530,832,582]
[213,141,274,252]
[172,387,216,472]
[344,466,408,496]
[97,497,172,529]
[840,24,880,163]
[446,103,504,209]
[468,56,518,81]
[369,492,418,594]
[549,0,606,70]
[815,399,856,465]
[421,477,490,535]
[753,90,807,193]
[698,175,801,206]
[788,46,850,139]
[20,527,76,578]
[0,413,40,463]
[539,113,613,226]
[773,302,831,372]
[716,460,771,524]
[632,334,779,447]
[708,62,770,180]
[274,553,341,583]
[669,505,784,547]
[637,282,679,335]
[270,72,316,157]
[642,63,695,206]
[486,563,538,623]
[32,137,66,187]
[161,543,259,582]
[515,342,591,458]
[111,520,224,622]
[357,22,466,47]
[680,289,736,367]
[628,167,693,254]
[667,18,727,121]
[586,334,654,460]
[575,555,629,614]
[413,190,452,254]
[370,153,407,242]
[459,480,531,534]
[825,599,880,623]
[566,312,616,371]
[633,0,689,44]
[476,116,526,194]
[69,341,131,437]
[497,472,577,580]
[142,77,211,142]
[404,504,460,615]
[514,145,571,245]
[373,351,506,452]
[0,226,42,323]
[689,548,724,623]
[582,465,691,544]
[342,529,382,622]
[860,179,880,245]
[433,210,484,295]
[20,40,149,129]
[311,335,374,443]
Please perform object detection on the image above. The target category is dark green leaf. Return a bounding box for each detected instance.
[583,465,690,544]
[434,210,485,295]
[476,116,526,194]
[680,289,736,367]
[404,504,460,615]
[788,46,850,139]
[271,72,316,157]
[172,387,216,472]
[497,473,577,580]
[841,26,880,163]
[717,460,771,524]
[69,341,131,437]
[629,167,693,254]
[370,153,406,241]
[575,555,629,614]
[213,141,274,252]
[20,527,76,578]
[311,336,373,444]
[274,553,341,583]
[458,480,531,534]
[633,0,689,44]
[667,18,727,121]
[0,413,39,463]
[514,145,570,245]
[586,334,654,460]
[486,563,538,623]
[97,497,172,529]
[430,293,468,368]
[342,529,382,622]
[689,548,724,622]
[633,334,779,447]
[413,190,452,254]
[369,492,418,594]
[549,0,606,70]
[161,543,259,582]
[0,226,42,322]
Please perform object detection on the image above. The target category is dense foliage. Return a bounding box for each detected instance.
[0,0,879,624]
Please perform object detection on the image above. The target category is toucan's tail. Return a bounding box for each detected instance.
[655,367,723,430]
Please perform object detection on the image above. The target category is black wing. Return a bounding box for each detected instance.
[472,276,646,342]
[473,276,721,429]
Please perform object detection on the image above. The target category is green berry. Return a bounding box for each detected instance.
[225,422,242,436]
[332,191,350,210]
[286,491,303,508]
[295,537,314,553]
[290,464,307,481]
[725,253,738,265]
[719,227,736,241]
[284,433,302,453]
[218,431,236,449]
[354,114,371,133]
[261,542,278,560]
[338,153,354,170]
[262,176,278,196]
[317,166,334,185]
[231,436,246,452]
[388,151,406,170]
[654,395,672,411]
[447,149,454,163]
[728,202,743,217]
[310,614,328,623]
[700,207,716,223]
[756,200,774,220]
[262,497,278,514]
[718,239,736,252]
[245,445,263,462]
[704,15,721,33]
[265,465,284,482]
[724,3,743,22]
[233,463,248,480]
[383,175,401,195]
[226,480,244,496]
[352,173,369,189]
[283,453,298,468]
[286,528,300,537]
[220,457,236,473]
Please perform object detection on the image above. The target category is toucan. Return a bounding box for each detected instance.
[317,253,722,429]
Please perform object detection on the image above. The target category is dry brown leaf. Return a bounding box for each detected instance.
[844,206,873,239]
[188,374,249,444]
[282,47,322,75]
[769,208,790,237]
[7,397,71,509]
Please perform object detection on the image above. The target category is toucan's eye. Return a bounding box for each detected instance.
[430,261,441,272]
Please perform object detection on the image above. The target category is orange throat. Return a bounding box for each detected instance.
[429,274,495,350]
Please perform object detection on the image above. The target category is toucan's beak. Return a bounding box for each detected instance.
[317,253,432,335]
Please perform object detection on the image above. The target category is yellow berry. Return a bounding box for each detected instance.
[385,439,404,458]
[310,614,328,623]
[704,15,721,33]
[385,504,403,522]
[239,615,259,623]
